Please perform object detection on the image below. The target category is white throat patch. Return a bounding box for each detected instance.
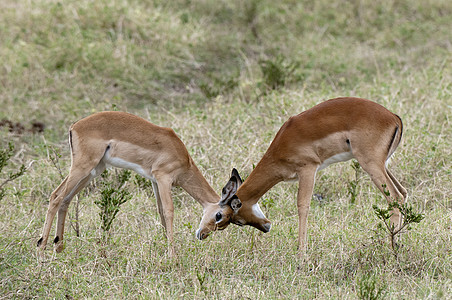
[252,203,266,219]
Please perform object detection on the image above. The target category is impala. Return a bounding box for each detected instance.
[37,111,230,255]
[196,97,407,255]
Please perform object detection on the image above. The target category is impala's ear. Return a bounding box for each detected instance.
[219,168,243,205]
[230,195,242,213]
[231,168,243,185]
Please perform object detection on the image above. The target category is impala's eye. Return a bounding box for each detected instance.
[215,212,222,222]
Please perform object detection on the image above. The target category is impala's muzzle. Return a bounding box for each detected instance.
[195,228,204,240]
[196,222,218,240]
[262,222,272,233]
[196,228,210,240]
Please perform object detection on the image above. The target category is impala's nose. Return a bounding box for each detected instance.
[196,229,207,240]
[196,229,202,240]
[262,222,272,233]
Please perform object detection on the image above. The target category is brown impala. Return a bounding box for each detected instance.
[196,97,407,256]
[37,111,238,256]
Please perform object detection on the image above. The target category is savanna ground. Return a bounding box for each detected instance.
[1,0,451,298]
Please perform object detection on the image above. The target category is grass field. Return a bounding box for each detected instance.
[1,0,451,298]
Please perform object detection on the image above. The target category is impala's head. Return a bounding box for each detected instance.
[196,168,271,240]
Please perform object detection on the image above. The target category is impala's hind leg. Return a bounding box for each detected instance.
[386,167,407,199]
[38,166,94,252]
[357,160,405,230]
[38,138,107,253]
[37,176,69,251]
[54,161,106,252]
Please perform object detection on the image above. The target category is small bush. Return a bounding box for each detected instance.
[357,273,387,300]
[95,169,132,237]
[259,55,300,90]
[0,142,26,201]
[348,160,362,204]
[373,201,424,254]
[134,174,153,196]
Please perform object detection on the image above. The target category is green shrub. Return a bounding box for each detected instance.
[259,55,300,91]
[357,273,387,300]
[0,142,26,200]
[348,160,362,204]
[95,169,132,237]
[373,201,424,255]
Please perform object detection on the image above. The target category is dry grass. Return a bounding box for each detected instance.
[1,0,451,298]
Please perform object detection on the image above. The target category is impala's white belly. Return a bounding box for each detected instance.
[317,151,354,171]
[102,151,156,182]
[283,151,355,182]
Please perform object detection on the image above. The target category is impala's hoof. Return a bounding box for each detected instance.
[37,237,47,253]
[54,242,64,253]
[54,236,64,253]
[36,239,46,261]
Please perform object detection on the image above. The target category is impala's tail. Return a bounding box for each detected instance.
[387,115,403,161]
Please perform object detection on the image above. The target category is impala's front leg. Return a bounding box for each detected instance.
[151,181,166,229]
[155,177,175,257]
[296,165,317,257]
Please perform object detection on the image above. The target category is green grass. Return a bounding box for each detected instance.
[1,0,451,298]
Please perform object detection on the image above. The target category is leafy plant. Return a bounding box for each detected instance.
[134,174,153,196]
[348,160,362,204]
[45,144,64,180]
[196,268,208,294]
[0,142,26,200]
[95,169,132,238]
[357,273,387,300]
[259,55,300,90]
[373,201,424,255]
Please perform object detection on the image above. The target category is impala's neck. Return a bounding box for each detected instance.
[177,162,219,208]
[236,155,282,205]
